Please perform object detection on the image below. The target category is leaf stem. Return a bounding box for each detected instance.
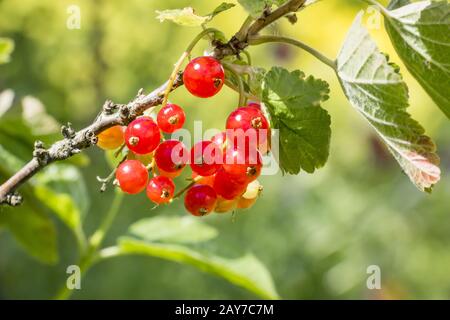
[248,35,336,70]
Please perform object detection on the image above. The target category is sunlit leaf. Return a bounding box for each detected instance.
[384,0,450,119]
[336,13,440,191]
[0,38,14,64]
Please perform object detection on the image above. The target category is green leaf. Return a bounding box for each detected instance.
[336,13,440,191]
[262,67,331,174]
[118,237,279,299]
[238,0,270,17]
[129,216,218,244]
[0,38,14,64]
[0,203,58,264]
[34,165,89,230]
[156,3,234,27]
[384,0,450,119]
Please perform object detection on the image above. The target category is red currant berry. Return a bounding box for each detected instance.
[159,167,183,179]
[192,172,215,187]
[115,160,148,194]
[213,169,248,200]
[247,101,261,110]
[155,140,189,173]
[226,107,269,147]
[211,131,227,150]
[190,140,222,176]
[183,56,225,98]
[184,184,218,216]
[223,147,262,184]
[146,176,175,204]
[125,117,161,155]
[157,103,186,133]
[97,125,125,150]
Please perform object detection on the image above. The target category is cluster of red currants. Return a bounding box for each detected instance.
[97,56,270,216]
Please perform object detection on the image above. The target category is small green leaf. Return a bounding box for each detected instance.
[156,4,234,27]
[262,67,331,174]
[383,0,450,119]
[156,7,209,26]
[0,38,14,64]
[238,0,270,17]
[118,237,279,299]
[129,216,218,244]
[336,13,440,191]
[34,164,89,230]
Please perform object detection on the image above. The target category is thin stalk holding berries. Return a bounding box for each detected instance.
[248,35,336,70]
[161,27,221,108]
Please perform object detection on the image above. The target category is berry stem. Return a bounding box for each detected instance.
[248,34,336,70]
[172,176,203,200]
[223,63,246,106]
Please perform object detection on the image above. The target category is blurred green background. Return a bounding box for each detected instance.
[0,0,449,299]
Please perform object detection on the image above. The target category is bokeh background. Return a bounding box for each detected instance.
[0,0,449,299]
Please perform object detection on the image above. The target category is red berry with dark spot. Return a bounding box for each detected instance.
[157,103,186,133]
[190,140,222,176]
[226,107,269,147]
[146,176,175,204]
[155,140,189,173]
[115,160,148,194]
[183,56,225,98]
[184,184,218,216]
[223,146,262,184]
[125,117,161,155]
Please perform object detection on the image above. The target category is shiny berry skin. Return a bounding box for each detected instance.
[213,169,248,200]
[97,125,125,150]
[247,102,261,110]
[115,160,148,194]
[157,104,186,133]
[184,184,218,216]
[190,140,222,176]
[211,131,227,150]
[183,56,225,98]
[155,140,189,173]
[146,176,175,204]
[223,147,262,184]
[125,117,161,155]
[226,107,269,147]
